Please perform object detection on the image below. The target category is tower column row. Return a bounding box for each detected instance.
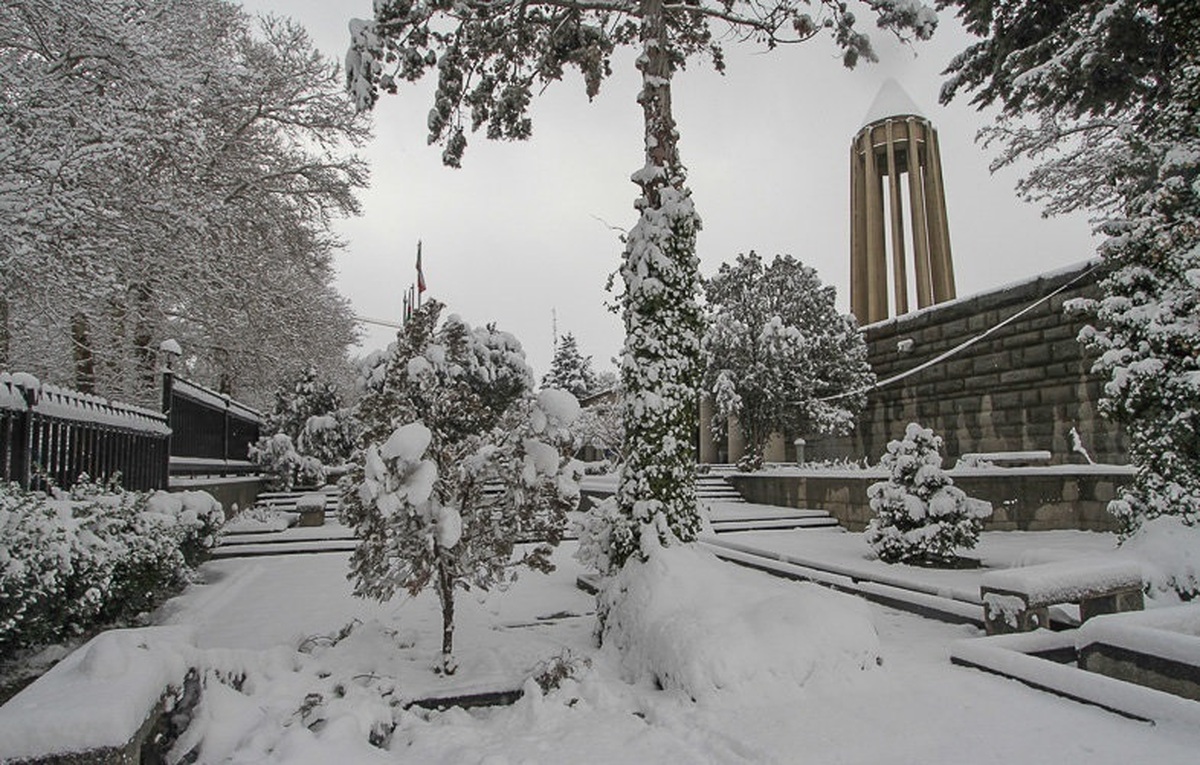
[849,116,955,325]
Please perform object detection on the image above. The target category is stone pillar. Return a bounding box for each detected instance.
[925,127,956,303]
[764,432,787,463]
[727,416,745,464]
[698,394,717,465]
[885,121,908,316]
[906,119,933,309]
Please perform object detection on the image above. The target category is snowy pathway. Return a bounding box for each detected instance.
[139,540,1200,763]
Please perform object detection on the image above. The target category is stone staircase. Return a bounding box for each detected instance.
[212,486,352,559]
[697,468,841,533]
[212,472,843,560]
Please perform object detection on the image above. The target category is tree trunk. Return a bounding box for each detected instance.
[71,312,96,393]
[611,0,704,567]
[0,295,8,368]
[436,555,457,674]
[132,282,158,400]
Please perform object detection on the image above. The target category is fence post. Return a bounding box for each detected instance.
[161,369,174,489]
[17,380,38,490]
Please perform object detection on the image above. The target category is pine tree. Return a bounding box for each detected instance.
[703,252,874,468]
[252,366,358,489]
[542,333,597,398]
[864,423,992,565]
[347,0,936,573]
[340,300,581,673]
[939,2,1200,535]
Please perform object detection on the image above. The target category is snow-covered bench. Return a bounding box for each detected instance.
[980,559,1144,635]
[296,492,329,527]
[958,450,1052,468]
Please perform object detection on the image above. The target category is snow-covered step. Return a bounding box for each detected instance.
[710,517,840,532]
[218,528,356,547]
[254,487,341,515]
[694,473,747,503]
[209,539,357,559]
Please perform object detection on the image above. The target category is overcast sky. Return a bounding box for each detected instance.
[238,1,1096,379]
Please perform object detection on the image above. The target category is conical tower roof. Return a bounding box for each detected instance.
[860,78,925,128]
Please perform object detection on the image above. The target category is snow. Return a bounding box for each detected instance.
[951,630,1200,728]
[10,528,1200,762]
[379,421,432,462]
[1119,515,1200,599]
[536,387,581,427]
[601,543,880,701]
[0,626,195,760]
[296,493,328,512]
[159,339,182,356]
[144,541,1200,762]
[980,558,1143,605]
[1077,604,1200,667]
[436,504,462,549]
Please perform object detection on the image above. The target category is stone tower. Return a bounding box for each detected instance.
[850,79,955,325]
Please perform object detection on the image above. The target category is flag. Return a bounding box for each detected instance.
[416,240,426,294]
[403,289,410,322]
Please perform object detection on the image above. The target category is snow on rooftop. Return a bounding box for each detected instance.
[860,77,926,128]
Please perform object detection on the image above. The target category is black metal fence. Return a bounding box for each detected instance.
[162,372,263,477]
[0,372,171,491]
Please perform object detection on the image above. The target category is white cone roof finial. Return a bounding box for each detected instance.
[860,78,925,128]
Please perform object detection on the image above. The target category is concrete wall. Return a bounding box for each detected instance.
[168,476,263,518]
[728,466,1133,533]
[808,261,1127,465]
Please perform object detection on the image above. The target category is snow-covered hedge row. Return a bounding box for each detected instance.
[0,481,222,653]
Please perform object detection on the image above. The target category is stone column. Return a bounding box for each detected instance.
[698,394,717,465]
[925,126,956,303]
[885,120,908,315]
[764,432,787,463]
[727,416,745,464]
[906,119,933,309]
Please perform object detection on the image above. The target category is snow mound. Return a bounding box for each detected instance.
[1120,515,1200,600]
[601,544,880,702]
[0,627,195,760]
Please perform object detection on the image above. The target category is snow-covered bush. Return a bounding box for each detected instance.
[1120,515,1200,602]
[341,301,581,673]
[0,481,222,652]
[864,423,992,566]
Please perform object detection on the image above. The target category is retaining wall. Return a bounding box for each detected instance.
[808,261,1127,465]
[727,466,1134,533]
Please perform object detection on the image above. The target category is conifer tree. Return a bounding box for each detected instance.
[542,333,598,399]
[865,423,991,565]
[347,0,937,572]
[340,300,581,673]
[939,2,1200,534]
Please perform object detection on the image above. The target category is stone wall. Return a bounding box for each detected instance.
[728,466,1133,533]
[808,261,1127,465]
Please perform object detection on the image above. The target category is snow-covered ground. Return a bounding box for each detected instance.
[134,537,1200,763]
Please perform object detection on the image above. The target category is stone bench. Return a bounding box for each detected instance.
[959,450,1053,468]
[980,558,1144,635]
[295,492,329,527]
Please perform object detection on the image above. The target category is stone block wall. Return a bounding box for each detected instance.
[808,261,1127,465]
[728,466,1132,533]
